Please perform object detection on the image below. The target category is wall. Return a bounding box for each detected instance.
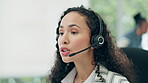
[0,0,88,77]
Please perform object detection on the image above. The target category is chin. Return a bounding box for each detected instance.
[62,57,73,63]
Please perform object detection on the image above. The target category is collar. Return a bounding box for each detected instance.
[61,66,100,83]
[61,67,76,83]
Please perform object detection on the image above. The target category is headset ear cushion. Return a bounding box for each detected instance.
[91,35,104,48]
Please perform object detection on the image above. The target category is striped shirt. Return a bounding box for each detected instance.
[61,65,129,83]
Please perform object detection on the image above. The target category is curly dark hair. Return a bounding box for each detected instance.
[47,6,136,83]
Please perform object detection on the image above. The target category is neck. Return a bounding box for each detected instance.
[74,56,95,81]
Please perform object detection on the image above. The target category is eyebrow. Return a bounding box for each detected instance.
[59,24,81,29]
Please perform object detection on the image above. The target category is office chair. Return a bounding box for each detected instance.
[121,47,148,83]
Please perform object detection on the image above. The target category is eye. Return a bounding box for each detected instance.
[59,32,64,35]
[71,31,78,35]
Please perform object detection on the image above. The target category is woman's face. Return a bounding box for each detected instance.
[58,12,93,63]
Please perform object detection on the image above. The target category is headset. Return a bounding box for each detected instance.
[69,13,104,57]
[91,14,104,48]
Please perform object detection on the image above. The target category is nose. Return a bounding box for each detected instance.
[62,40,69,45]
[60,34,70,45]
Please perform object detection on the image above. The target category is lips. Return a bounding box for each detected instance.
[60,47,70,56]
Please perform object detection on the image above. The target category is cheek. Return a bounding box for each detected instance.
[57,37,62,46]
[71,36,91,48]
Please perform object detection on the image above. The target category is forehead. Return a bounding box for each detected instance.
[59,12,91,33]
[60,12,86,25]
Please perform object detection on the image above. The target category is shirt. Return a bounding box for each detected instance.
[61,65,129,83]
[118,28,142,48]
[61,67,97,83]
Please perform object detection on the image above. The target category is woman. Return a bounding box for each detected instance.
[47,6,136,83]
[118,13,148,48]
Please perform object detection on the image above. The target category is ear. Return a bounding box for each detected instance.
[91,47,94,49]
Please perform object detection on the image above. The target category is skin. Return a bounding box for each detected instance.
[58,12,95,82]
[136,21,148,36]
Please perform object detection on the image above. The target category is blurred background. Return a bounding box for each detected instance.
[0,0,148,83]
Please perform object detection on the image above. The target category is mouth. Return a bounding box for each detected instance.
[60,47,70,56]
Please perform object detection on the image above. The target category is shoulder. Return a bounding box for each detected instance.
[94,65,129,83]
[106,71,129,83]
